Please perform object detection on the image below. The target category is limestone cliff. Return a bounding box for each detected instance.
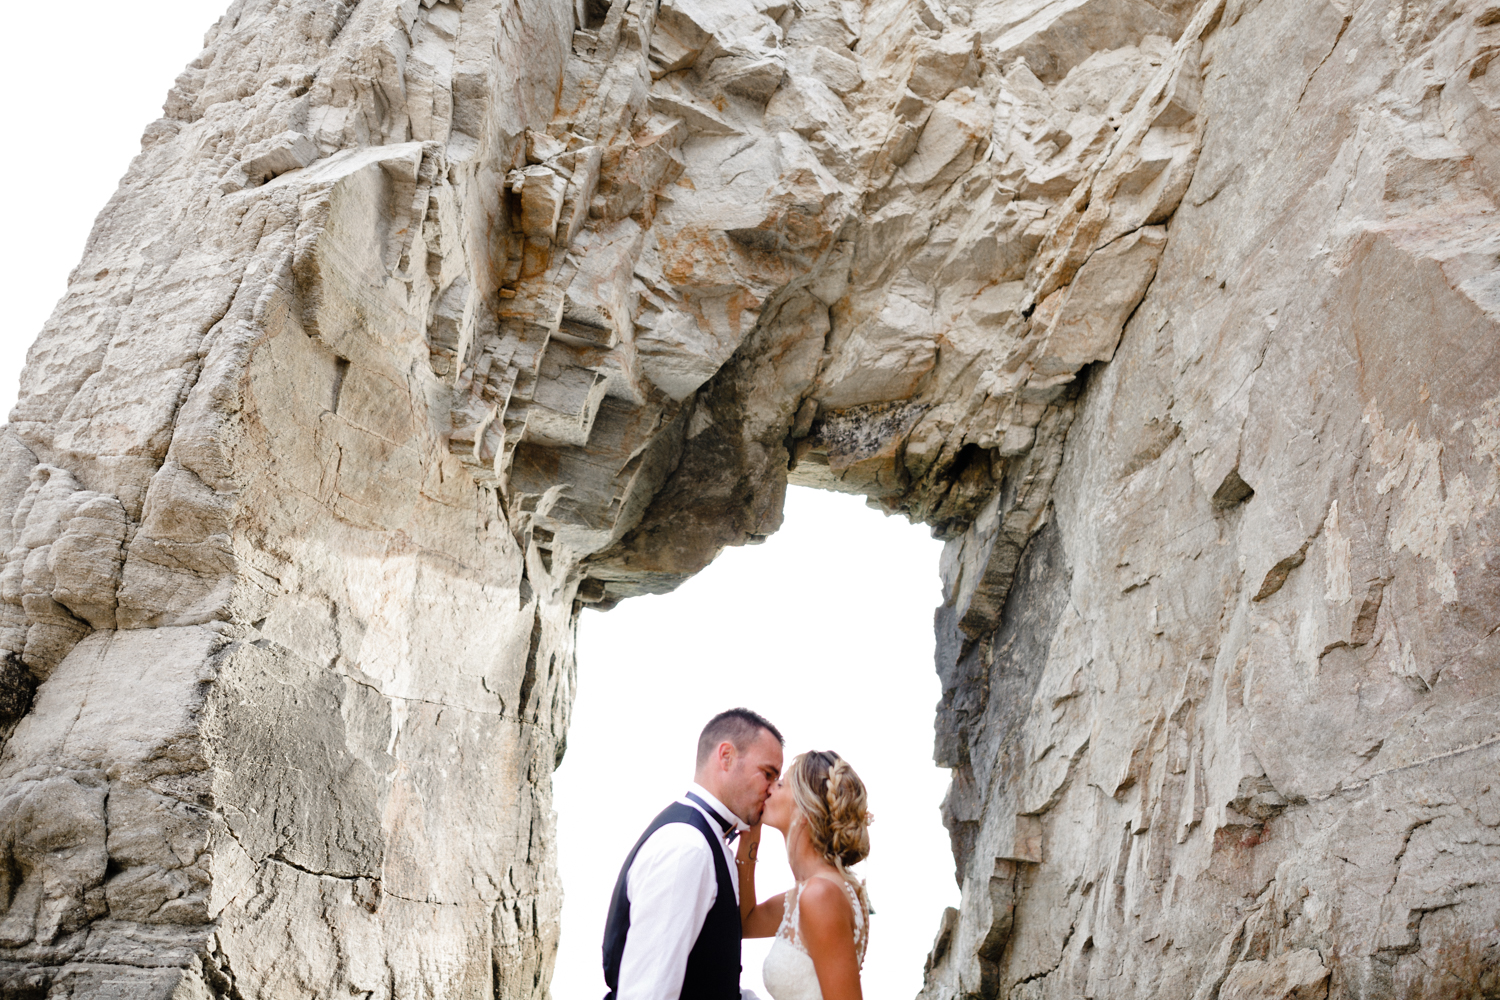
[0,0,1497,996]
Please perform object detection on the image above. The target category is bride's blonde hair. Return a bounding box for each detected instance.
[788,751,873,914]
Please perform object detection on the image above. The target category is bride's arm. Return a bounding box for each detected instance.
[736,826,760,925]
[798,879,862,1000]
[741,891,785,938]
[736,826,786,937]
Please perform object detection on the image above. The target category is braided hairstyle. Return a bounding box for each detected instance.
[787,750,873,918]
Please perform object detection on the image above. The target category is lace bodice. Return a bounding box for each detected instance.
[761,874,868,1000]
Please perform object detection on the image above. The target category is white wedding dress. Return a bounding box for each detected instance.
[761,874,868,1000]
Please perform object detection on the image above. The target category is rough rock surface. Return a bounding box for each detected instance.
[2,0,1498,996]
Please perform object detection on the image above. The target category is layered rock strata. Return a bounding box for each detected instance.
[1,0,1498,996]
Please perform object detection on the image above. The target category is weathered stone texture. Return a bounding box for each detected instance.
[926,1,1500,997]
[1,0,1498,995]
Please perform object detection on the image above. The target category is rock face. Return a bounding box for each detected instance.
[1,0,1498,996]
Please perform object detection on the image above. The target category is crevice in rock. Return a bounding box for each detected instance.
[265,854,373,883]
[1252,537,1314,601]
[1212,467,1255,508]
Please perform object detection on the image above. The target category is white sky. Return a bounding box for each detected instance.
[3,5,959,997]
[1,1,232,416]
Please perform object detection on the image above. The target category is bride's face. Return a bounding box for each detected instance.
[762,774,795,833]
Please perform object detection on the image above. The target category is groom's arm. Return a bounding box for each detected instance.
[616,824,717,1000]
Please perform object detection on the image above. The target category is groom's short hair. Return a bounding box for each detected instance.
[696,708,784,766]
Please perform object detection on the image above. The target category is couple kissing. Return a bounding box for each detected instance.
[602,708,873,1000]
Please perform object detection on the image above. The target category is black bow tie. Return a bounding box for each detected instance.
[685,792,738,843]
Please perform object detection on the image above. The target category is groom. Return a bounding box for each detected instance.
[603,707,785,1000]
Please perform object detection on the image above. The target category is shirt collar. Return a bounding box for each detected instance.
[687,782,748,833]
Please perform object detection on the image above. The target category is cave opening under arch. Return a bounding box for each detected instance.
[552,485,954,998]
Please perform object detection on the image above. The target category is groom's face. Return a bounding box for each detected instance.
[721,730,784,825]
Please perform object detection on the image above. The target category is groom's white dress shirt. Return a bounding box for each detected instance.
[615,783,747,1000]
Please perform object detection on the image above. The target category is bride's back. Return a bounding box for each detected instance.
[762,872,867,1000]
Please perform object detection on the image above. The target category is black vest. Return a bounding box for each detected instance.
[602,802,741,1000]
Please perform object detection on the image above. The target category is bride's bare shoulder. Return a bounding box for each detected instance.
[796,876,855,932]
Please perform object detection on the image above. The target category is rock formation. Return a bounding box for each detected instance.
[1,0,1498,996]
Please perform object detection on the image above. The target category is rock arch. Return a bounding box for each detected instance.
[3,0,1500,996]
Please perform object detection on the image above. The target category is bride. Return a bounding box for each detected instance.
[736,750,873,1000]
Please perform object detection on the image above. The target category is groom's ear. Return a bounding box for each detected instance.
[713,740,736,769]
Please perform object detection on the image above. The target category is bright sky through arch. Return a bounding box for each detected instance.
[555,486,955,999]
